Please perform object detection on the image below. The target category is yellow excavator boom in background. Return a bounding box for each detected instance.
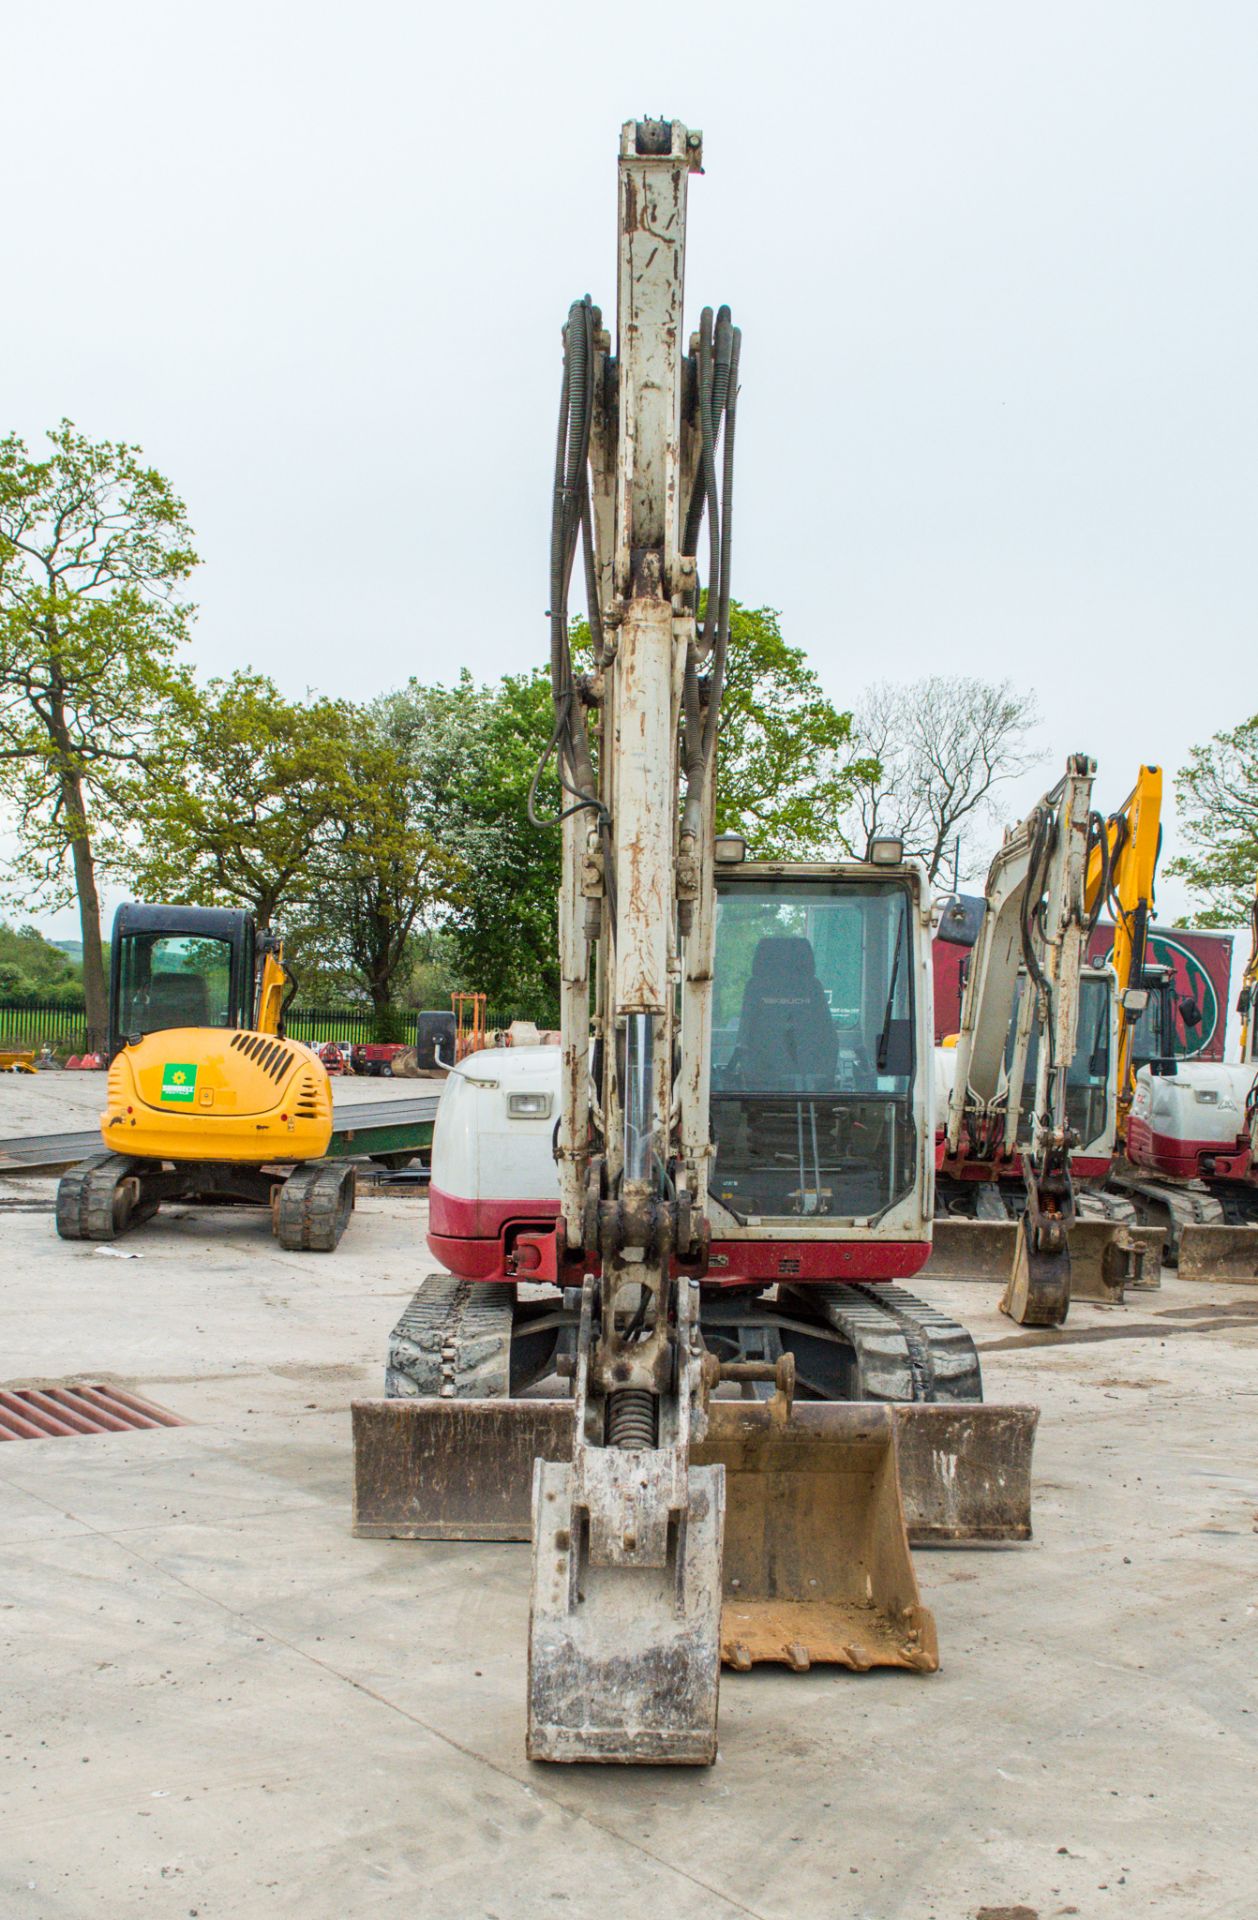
[1084,763,1163,1131]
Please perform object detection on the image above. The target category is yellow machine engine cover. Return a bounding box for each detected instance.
[101,1029,334,1165]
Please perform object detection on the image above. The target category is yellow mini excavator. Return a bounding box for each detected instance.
[56,903,355,1250]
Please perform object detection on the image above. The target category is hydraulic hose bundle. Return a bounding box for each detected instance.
[530,295,741,858]
[529,296,602,829]
[681,305,740,845]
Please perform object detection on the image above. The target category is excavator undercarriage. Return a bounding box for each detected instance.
[354,1269,1038,1564]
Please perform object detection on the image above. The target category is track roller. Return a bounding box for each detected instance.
[274,1161,356,1251]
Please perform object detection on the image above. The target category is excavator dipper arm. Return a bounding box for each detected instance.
[943,757,1099,1324]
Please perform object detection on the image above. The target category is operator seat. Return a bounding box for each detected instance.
[141,972,211,1033]
[734,937,838,1091]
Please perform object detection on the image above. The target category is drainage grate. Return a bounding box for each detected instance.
[0,1384,185,1441]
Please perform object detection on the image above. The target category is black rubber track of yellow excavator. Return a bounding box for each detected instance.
[55,1153,153,1242]
[274,1162,356,1252]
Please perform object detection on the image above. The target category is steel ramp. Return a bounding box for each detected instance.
[351,1396,1038,1546]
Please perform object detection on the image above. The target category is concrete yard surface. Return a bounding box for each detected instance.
[2,1193,1256,1919]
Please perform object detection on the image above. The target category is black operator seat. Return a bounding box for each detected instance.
[735,936,838,1091]
[142,972,211,1033]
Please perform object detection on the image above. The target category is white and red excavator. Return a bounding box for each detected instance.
[352,118,1045,1767]
[928,768,1168,1305]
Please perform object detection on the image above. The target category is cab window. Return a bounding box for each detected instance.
[117,934,236,1038]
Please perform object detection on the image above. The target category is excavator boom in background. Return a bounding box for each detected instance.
[929,769,1172,1306]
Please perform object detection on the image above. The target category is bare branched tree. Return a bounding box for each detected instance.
[847,676,1040,884]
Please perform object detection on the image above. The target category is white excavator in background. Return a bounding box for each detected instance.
[352,118,1041,1767]
[935,758,1101,1325]
[929,769,1167,1305]
[1116,860,1258,1280]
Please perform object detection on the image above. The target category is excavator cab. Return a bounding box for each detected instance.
[1008,968,1116,1163]
[108,904,259,1061]
[709,865,925,1233]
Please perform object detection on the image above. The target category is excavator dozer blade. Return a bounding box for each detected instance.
[694,1402,937,1673]
[928,1219,1163,1299]
[924,1219,1019,1283]
[1064,1220,1164,1302]
[888,1401,1038,1543]
[526,1451,725,1765]
[1177,1224,1258,1284]
[352,1397,573,1540]
[350,1397,1039,1546]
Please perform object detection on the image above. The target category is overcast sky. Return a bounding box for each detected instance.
[6,1,1256,944]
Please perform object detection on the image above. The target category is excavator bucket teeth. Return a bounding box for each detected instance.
[526,1454,725,1765]
[350,1397,1039,1546]
[1001,1214,1071,1326]
[694,1402,937,1673]
[1177,1224,1258,1284]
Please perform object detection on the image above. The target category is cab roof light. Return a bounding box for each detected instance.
[866,835,904,866]
[714,833,746,864]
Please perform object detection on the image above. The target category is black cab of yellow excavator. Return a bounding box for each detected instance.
[107,903,258,1061]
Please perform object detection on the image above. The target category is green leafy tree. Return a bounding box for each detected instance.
[300,695,463,1036]
[1168,717,1258,926]
[713,603,877,855]
[119,671,355,930]
[385,671,563,1020]
[0,922,81,997]
[0,422,197,1046]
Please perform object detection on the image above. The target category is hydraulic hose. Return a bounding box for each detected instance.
[680,305,740,845]
[1085,811,1112,937]
[531,297,602,829]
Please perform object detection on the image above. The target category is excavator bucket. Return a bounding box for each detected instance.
[526,1449,725,1764]
[692,1401,937,1673]
[350,1396,1039,1547]
[1177,1224,1258,1284]
[1001,1212,1071,1326]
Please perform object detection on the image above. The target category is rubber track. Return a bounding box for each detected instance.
[385,1274,515,1399]
[275,1162,355,1252]
[55,1153,139,1242]
[792,1283,983,1403]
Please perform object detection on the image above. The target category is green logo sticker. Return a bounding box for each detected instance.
[161,1062,198,1104]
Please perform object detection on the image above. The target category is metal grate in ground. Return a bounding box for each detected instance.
[0,1384,185,1440]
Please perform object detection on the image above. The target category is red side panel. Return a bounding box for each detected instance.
[704,1240,931,1286]
[1125,1117,1251,1182]
[428,1187,931,1288]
